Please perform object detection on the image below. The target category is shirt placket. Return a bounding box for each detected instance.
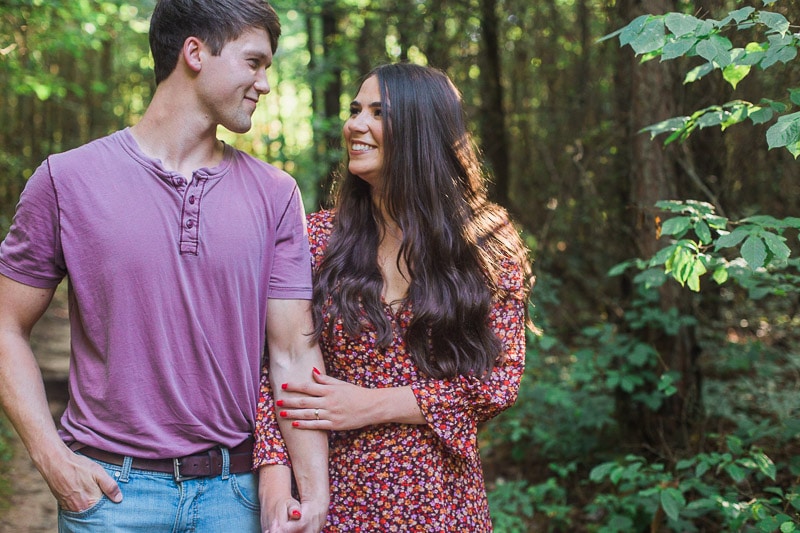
[177,173,208,255]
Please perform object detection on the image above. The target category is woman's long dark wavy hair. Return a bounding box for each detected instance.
[312,63,531,380]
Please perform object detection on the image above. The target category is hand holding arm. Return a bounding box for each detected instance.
[279,371,424,431]
[0,275,122,511]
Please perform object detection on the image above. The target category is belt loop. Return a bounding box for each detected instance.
[221,447,230,480]
[119,456,133,483]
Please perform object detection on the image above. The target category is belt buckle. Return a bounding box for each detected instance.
[173,458,197,482]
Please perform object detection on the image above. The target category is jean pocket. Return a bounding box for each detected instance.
[58,494,109,519]
[228,473,260,511]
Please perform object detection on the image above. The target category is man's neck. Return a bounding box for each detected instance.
[130,84,224,178]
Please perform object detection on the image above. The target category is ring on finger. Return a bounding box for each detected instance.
[314,408,320,420]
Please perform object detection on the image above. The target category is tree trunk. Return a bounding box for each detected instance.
[478,0,510,206]
[615,0,703,451]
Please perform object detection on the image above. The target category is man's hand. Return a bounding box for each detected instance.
[40,446,122,512]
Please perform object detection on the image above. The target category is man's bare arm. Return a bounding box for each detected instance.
[0,274,121,510]
[265,297,329,531]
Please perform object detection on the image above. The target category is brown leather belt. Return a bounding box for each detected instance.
[73,438,254,482]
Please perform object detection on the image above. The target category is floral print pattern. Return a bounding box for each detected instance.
[254,210,527,532]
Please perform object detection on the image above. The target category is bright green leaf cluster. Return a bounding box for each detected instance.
[610,201,800,293]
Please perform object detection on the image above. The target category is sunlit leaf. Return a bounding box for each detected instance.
[722,64,751,89]
[684,63,714,84]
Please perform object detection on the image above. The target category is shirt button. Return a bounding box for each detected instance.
[186,219,195,229]
[189,195,196,204]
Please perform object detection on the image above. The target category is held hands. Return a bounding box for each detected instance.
[278,368,375,431]
[261,496,327,533]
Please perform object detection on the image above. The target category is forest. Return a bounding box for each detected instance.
[1,0,799,531]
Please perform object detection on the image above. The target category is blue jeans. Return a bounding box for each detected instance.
[58,449,261,532]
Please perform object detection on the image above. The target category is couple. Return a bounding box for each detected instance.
[0,0,532,531]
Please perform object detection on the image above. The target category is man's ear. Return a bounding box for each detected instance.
[182,36,204,73]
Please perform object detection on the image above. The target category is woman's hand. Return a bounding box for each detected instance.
[278,370,425,430]
[278,370,376,431]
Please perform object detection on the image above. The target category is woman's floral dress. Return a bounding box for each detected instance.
[254,210,527,532]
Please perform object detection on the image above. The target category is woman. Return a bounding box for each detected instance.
[254,63,533,531]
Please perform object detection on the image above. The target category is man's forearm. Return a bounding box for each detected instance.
[0,335,70,475]
[270,355,329,504]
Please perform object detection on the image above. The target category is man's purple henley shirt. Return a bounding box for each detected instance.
[0,129,312,458]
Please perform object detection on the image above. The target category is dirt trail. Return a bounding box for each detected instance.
[0,287,70,532]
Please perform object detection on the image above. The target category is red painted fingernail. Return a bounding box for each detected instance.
[281,383,288,390]
[313,367,321,375]
[292,510,301,518]
[279,411,287,417]
[292,421,300,427]
[276,400,284,407]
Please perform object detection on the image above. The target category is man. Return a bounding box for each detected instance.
[0,0,328,531]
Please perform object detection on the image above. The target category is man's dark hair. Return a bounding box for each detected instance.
[149,0,281,84]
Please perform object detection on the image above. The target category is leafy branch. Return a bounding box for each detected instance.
[610,200,800,293]
[601,2,800,156]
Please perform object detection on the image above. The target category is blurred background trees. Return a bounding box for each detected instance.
[1,0,798,529]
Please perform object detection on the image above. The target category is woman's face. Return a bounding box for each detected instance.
[344,75,384,188]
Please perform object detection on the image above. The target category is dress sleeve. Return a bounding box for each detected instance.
[410,258,528,461]
[253,363,291,468]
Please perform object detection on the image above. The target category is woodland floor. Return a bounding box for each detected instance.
[0,285,70,532]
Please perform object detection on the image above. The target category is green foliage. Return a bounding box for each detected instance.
[600,3,800,156]
[610,200,800,295]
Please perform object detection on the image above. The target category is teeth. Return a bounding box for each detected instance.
[352,143,373,152]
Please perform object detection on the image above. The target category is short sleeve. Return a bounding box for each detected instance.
[0,158,66,288]
[268,186,313,300]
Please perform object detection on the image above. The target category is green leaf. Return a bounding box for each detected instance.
[762,34,797,68]
[684,63,714,84]
[722,64,751,89]
[661,216,691,236]
[665,13,701,37]
[618,15,650,46]
[725,463,747,483]
[761,232,791,260]
[753,452,777,480]
[748,106,773,125]
[590,462,616,482]
[630,18,666,56]
[725,7,756,25]
[686,258,707,291]
[641,117,689,138]
[790,88,800,106]
[697,37,731,67]
[757,10,790,35]
[712,266,728,284]
[715,227,749,249]
[695,220,712,244]
[741,235,767,269]
[662,36,696,61]
[660,488,686,522]
[767,112,800,150]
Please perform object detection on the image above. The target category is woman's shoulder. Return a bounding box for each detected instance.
[307,209,336,257]
[307,209,336,234]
